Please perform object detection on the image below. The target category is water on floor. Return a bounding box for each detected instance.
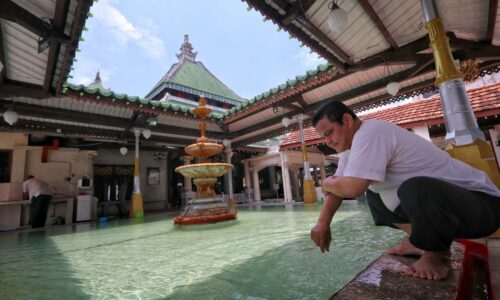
[0,202,403,299]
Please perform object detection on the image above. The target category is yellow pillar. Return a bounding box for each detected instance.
[130,128,144,218]
[422,0,500,236]
[297,114,317,204]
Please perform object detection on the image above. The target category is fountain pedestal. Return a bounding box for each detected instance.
[173,96,237,225]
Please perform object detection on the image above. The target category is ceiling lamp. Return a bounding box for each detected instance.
[327,2,348,34]
[386,81,400,96]
[120,146,128,155]
[281,117,290,128]
[3,108,18,125]
[222,139,231,147]
[142,129,152,139]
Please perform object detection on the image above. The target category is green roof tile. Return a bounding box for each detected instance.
[168,61,245,103]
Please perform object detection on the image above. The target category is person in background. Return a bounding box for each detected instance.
[23,175,53,228]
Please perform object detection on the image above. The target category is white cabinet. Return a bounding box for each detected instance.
[76,195,92,221]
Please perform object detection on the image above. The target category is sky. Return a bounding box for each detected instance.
[70,0,327,99]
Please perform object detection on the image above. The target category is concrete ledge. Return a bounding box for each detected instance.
[488,238,500,299]
[331,242,464,300]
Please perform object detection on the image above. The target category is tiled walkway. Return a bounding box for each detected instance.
[331,241,464,299]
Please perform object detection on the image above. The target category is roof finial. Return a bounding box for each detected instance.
[177,34,197,62]
[94,70,102,84]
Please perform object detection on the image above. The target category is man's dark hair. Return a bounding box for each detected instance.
[311,101,358,127]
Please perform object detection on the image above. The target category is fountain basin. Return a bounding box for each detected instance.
[175,163,233,178]
[184,142,223,157]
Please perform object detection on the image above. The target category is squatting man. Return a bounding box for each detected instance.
[310,101,500,280]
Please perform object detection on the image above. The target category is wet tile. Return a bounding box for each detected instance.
[331,242,464,300]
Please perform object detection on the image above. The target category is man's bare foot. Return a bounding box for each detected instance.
[404,251,451,280]
[386,239,425,256]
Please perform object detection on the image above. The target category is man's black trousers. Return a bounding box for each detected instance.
[365,176,500,251]
[29,195,52,228]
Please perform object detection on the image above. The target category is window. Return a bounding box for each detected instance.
[0,150,12,183]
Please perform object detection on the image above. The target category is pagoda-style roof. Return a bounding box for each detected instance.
[146,35,246,105]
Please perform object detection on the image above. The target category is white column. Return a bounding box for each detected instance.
[133,128,141,196]
[280,152,293,202]
[244,161,252,189]
[413,125,431,141]
[252,168,261,202]
[225,148,234,199]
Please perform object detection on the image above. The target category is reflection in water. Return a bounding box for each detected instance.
[0,203,403,299]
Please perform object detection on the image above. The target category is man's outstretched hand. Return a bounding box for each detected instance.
[310,222,332,253]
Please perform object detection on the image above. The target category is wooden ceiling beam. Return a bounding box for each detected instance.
[0,0,70,42]
[296,94,308,108]
[305,64,436,114]
[0,81,51,98]
[281,103,302,111]
[448,32,500,52]
[233,122,301,148]
[43,0,69,91]
[281,0,317,25]
[0,118,124,137]
[357,0,398,49]
[293,16,352,64]
[486,0,498,44]
[0,99,217,139]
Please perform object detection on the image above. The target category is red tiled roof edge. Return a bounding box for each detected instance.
[280,82,500,149]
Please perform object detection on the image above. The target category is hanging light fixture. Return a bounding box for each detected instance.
[383,59,400,96]
[386,81,400,96]
[222,139,231,147]
[281,117,290,128]
[3,107,18,125]
[327,1,348,34]
[120,146,128,155]
[142,128,152,139]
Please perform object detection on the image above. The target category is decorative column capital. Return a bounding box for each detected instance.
[296,113,305,125]
[132,127,141,136]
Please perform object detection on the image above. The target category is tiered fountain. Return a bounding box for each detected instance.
[174,96,237,225]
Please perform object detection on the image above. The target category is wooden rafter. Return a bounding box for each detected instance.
[357,0,398,49]
[448,32,500,52]
[405,59,435,80]
[281,103,302,111]
[0,80,52,98]
[233,122,301,148]
[486,0,498,44]
[0,0,70,42]
[304,64,436,114]
[295,94,308,108]
[55,0,91,95]
[0,99,220,139]
[43,0,69,91]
